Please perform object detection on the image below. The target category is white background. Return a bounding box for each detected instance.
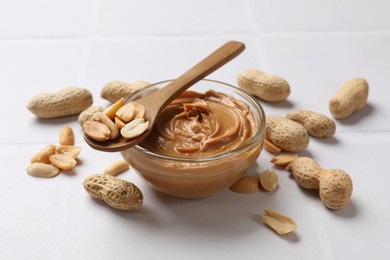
[1,0,389,259]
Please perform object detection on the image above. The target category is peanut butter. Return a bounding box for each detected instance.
[141,90,257,158]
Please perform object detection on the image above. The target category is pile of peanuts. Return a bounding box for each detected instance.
[229,69,368,235]
[26,68,369,235]
[26,126,81,178]
[83,97,149,142]
[26,81,150,211]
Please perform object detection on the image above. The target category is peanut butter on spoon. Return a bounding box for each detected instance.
[84,41,245,152]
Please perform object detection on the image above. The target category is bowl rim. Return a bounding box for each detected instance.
[126,78,266,162]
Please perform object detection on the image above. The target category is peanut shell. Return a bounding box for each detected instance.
[27,87,93,118]
[83,174,143,211]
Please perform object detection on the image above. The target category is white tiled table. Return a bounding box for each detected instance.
[1,1,389,259]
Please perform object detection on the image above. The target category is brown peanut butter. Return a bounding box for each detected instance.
[141,90,257,158]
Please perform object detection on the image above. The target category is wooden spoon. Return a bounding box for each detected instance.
[84,41,245,152]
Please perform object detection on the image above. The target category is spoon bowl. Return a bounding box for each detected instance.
[84,41,245,152]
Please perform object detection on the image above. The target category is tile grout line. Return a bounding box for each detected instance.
[50,184,73,260]
[51,2,100,258]
[78,0,100,87]
[1,130,390,146]
[241,0,272,72]
[1,29,390,43]
[309,206,335,260]
[260,29,390,37]
[241,0,261,34]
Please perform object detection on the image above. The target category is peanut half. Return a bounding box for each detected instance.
[229,176,260,193]
[121,118,149,139]
[262,208,297,235]
[133,102,146,119]
[26,163,60,178]
[264,139,282,154]
[55,145,81,159]
[49,154,77,170]
[114,117,126,130]
[260,170,278,192]
[59,126,75,146]
[271,153,298,167]
[103,97,125,120]
[83,120,110,142]
[104,160,130,176]
[31,144,56,164]
[91,112,119,140]
[115,103,136,123]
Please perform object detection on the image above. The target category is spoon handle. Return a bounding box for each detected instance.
[145,41,245,113]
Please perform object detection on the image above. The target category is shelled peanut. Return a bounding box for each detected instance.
[264,139,282,154]
[271,153,298,168]
[78,106,104,126]
[104,160,130,176]
[259,170,279,192]
[229,176,260,193]
[229,170,279,193]
[27,126,81,178]
[83,98,149,142]
[59,126,75,145]
[262,208,297,235]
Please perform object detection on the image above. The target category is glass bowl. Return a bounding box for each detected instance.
[121,79,266,198]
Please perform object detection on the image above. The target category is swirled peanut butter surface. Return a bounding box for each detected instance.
[140,90,257,158]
